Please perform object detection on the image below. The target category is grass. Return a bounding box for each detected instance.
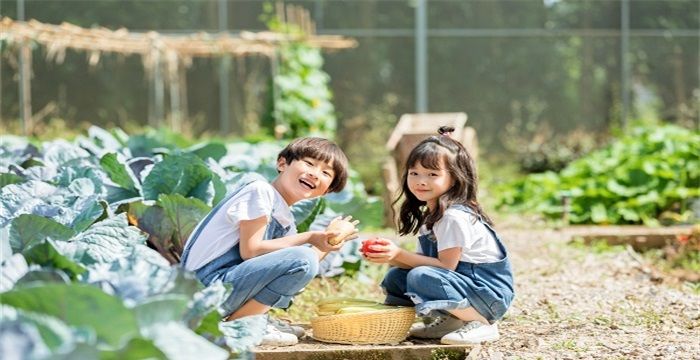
[568,237,626,254]
[552,338,587,353]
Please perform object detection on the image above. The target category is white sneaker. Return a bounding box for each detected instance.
[268,316,306,338]
[260,324,298,346]
[409,314,465,339]
[440,321,500,345]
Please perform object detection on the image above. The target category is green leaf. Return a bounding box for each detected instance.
[142,322,229,360]
[210,173,227,207]
[618,207,640,222]
[590,203,608,224]
[14,268,71,287]
[292,198,326,233]
[100,337,167,360]
[22,240,87,279]
[9,214,76,253]
[0,180,58,227]
[70,200,106,233]
[184,280,227,332]
[0,283,140,348]
[1,305,77,352]
[127,202,176,262]
[194,311,224,338]
[132,295,189,328]
[58,214,147,265]
[105,186,142,205]
[100,153,138,191]
[340,259,362,277]
[606,179,636,197]
[41,140,91,168]
[158,194,210,253]
[186,142,227,162]
[0,173,23,188]
[142,152,212,201]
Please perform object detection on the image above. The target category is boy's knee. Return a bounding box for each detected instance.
[288,246,319,277]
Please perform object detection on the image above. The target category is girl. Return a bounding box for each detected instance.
[364,126,514,345]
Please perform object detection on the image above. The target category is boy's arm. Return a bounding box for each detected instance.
[238,216,342,260]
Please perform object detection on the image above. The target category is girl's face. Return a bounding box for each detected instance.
[407,158,454,211]
[274,157,335,205]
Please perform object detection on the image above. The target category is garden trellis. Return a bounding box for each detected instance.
[0,14,356,134]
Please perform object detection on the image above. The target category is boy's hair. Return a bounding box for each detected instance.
[277,137,349,193]
[394,126,493,236]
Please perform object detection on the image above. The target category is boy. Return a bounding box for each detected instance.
[181,137,356,346]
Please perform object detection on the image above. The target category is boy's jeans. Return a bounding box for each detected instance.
[210,245,319,316]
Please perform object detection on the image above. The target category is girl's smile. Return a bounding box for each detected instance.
[407,160,454,210]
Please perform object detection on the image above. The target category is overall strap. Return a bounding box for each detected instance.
[180,180,257,266]
[449,204,482,222]
[448,204,500,236]
[449,204,507,256]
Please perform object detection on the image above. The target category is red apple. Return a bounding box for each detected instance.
[361,238,383,254]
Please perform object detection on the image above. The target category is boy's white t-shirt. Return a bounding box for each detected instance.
[417,207,503,263]
[184,181,297,271]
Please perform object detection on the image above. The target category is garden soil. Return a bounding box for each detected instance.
[257,226,700,359]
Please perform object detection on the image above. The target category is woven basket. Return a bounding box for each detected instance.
[311,307,415,344]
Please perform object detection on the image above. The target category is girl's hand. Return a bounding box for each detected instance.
[308,230,345,253]
[361,238,400,263]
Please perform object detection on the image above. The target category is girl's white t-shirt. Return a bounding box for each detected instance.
[184,181,296,271]
[417,207,504,263]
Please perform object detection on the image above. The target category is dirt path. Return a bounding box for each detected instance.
[489,227,700,359]
[257,226,700,359]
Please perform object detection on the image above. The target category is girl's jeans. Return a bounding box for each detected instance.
[380,205,514,323]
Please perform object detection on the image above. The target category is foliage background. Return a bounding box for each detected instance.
[1,0,698,195]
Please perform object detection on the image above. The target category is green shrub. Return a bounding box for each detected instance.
[496,122,700,225]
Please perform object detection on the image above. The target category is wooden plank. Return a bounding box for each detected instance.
[565,225,693,251]
[254,340,471,360]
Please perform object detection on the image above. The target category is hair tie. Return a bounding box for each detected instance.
[437,125,455,137]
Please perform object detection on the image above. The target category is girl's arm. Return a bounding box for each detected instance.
[238,216,343,260]
[364,238,461,271]
[393,247,461,271]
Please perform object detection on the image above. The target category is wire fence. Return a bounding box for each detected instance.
[0,0,698,152]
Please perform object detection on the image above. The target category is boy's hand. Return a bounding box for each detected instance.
[308,230,345,253]
[325,215,360,245]
[361,238,400,263]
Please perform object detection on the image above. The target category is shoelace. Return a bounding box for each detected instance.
[456,321,483,334]
[269,318,291,330]
[427,316,448,328]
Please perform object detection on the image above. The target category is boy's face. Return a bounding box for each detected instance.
[275,157,335,204]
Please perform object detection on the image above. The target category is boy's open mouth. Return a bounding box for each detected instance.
[299,178,316,190]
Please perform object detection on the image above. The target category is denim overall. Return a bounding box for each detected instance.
[181,180,319,316]
[381,205,514,323]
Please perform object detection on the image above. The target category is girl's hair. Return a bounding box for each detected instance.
[393,126,493,235]
[277,137,349,193]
